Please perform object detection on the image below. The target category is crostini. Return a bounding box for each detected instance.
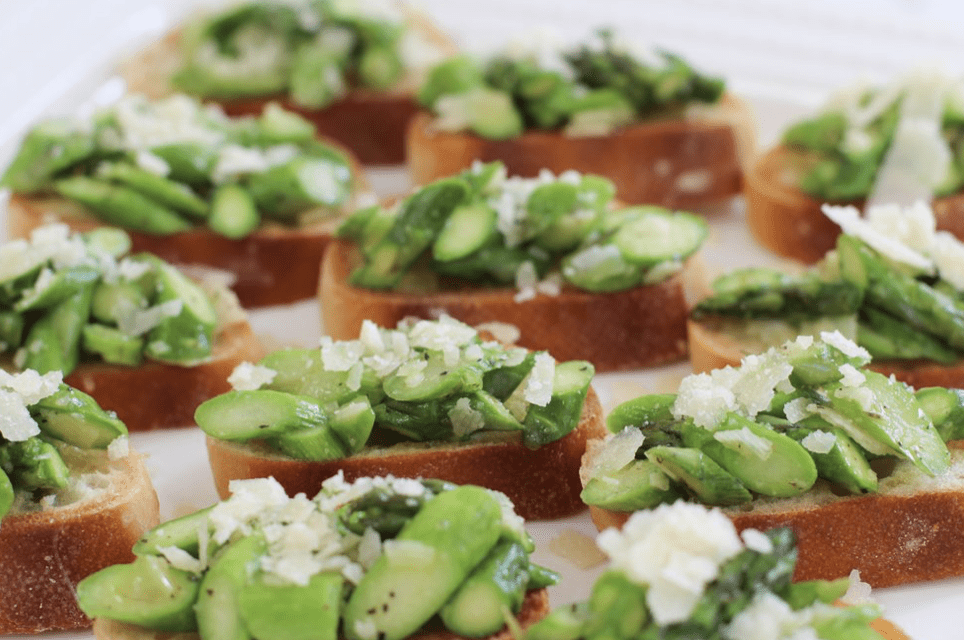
[528,500,907,640]
[582,331,964,588]
[322,160,707,372]
[690,201,964,389]
[745,72,964,263]
[4,94,368,307]
[0,223,263,430]
[407,29,754,206]
[0,370,160,634]
[121,0,456,164]
[78,474,552,640]
[196,315,604,520]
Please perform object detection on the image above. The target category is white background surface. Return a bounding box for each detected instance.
[4,1,964,638]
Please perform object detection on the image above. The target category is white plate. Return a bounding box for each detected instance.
[3,3,964,637]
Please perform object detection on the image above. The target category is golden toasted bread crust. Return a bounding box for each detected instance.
[688,317,964,390]
[92,587,549,640]
[207,387,606,520]
[405,94,755,206]
[119,8,456,165]
[0,451,160,634]
[65,318,265,431]
[320,239,696,372]
[745,145,964,264]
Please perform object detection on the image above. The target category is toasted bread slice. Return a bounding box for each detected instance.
[207,387,605,520]
[745,145,964,264]
[406,94,755,206]
[320,239,701,372]
[92,587,549,640]
[584,431,964,589]
[688,317,964,390]
[119,8,456,165]
[0,450,160,634]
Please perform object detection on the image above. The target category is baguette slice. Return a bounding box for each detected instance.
[584,429,964,588]
[0,450,160,634]
[8,156,366,308]
[207,387,606,520]
[66,315,265,432]
[688,317,964,390]
[91,587,549,640]
[320,239,701,372]
[745,145,964,263]
[120,9,457,165]
[406,94,755,206]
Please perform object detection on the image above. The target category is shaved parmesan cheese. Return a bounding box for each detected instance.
[801,430,836,454]
[524,352,556,406]
[822,205,934,272]
[597,501,742,626]
[228,362,277,391]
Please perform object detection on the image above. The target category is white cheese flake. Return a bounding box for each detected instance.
[524,352,556,407]
[228,362,277,391]
[800,430,836,455]
[713,427,773,460]
[597,501,743,626]
[448,397,485,438]
[740,529,773,554]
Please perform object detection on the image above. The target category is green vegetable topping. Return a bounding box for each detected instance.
[0,224,221,375]
[0,368,129,524]
[780,74,964,200]
[692,202,964,366]
[197,315,594,458]
[172,0,441,107]
[526,501,889,639]
[338,160,706,294]
[420,28,724,139]
[582,331,952,511]
[1,94,355,237]
[77,474,556,639]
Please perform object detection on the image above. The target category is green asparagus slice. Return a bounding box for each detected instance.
[644,446,752,506]
[21,283,95,375]
[31,383,128,449]
[254,103,316,144]
[0,469,12,520]
[2,437,69,491]
[680,414,817,498]
[76,554,200,632]
[195,534,266,640]
[432,202,498,262]
[343,486,502,640]
[439,540,530,637]
[209,183,261,239]
[1,120,98,192]
[330,396,376,452]
[54,176,194,235]
[358,44,403,90]
[0,311,23,351]
[271,422,348,461]
[14,264,100,313]
[418,54,486,108]
[581,570,649,640]
[145,263,216,364]
[195,390,329,441]
[581,458,683,510]
[238,570,343,640]
[90,280,149,325]
[149,143,219,187]
[259,348,381,404]
[612,208,707,267]
[858,306,959,364]
[916,386,964,442]
[784,419,878,494]
[822,371,949,476]
[605,393,677,433]
[522,360,594,448]
[247,155,352,222]
[98,161,208,219]
[350,178,469,288]
[133,505,215,557]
